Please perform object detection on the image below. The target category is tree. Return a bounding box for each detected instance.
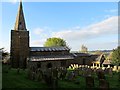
[106,52,113,60]
[80,45,88,53]
[111,46,120,66]
[44,37,67,47]
[94,50,103,55]
[0,48,9,60]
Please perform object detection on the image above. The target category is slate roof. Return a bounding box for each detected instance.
[29,55,74,61]
[95,54,104,61]
[72,53,91,57]
[30,47,70,52]
[103,60,111,65]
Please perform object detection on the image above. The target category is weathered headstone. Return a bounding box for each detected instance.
[85,76,94,88]
[66,71,75,81]
[52,78,58,89]
[108,68,113,77]
[99,79,109,90]
[43,68,53,86]
[113,66,117,71]
[74,69,79,77]
[31,72,35,80]
[86,68,93,77]
[59,67,67,80]
[36,69,43,81]
[17,68,20,74]
[52,68,58,79]
[74,77,80,84]
[104,68,109,74]
[96,69,105,80]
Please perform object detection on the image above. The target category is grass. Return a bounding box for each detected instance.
[2,65,120,89]
[2,65,47,88]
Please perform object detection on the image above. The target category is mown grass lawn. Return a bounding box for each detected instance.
[2,65,120,89]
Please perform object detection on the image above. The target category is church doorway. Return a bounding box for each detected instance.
[47,63,52,68]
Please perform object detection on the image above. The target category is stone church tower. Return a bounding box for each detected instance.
[10,1,29,68]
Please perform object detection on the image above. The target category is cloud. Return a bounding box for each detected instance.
[31,16,118,51]
[52,16,118,40]
[31,27,52,47]
[6,0,18,4]
[87,40,118,50]
[33,28,44,35]
[105,9,118,13]
[3,0,29,3]
[51,16,118,50]
[30,39,46,47]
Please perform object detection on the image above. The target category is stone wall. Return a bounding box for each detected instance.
[27,60,67,72]
[10,30,29,68]
[73,56,93,66]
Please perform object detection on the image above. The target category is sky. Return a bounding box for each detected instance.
[0,1,119,52]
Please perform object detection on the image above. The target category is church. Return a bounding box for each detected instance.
[10,1,105,70]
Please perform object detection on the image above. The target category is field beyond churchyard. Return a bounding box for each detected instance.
[2,65,120,89]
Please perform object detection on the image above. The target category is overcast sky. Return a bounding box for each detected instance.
[1,1,118,52]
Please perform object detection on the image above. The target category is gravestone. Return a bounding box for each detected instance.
[86,68,93,77]
[17,68,20,74]
[36,69,43,81]
[43,68,53,87]
[99,79,109,90]
[108,68,113,77]
[74,77,80,84]
[113,66,117,71]
[118,66,120,71]
[85,76,94,88]
[104,68,109,74]
[52,78,58,89]
[74,69,79,77]
[52,68,58,79]
[96,69,105,80]
[59,67,67,80]
[66,71,75,81]
[34,71,37,81]
[28,66,32,79]
[78,67,82,76]
[31,72,35,80]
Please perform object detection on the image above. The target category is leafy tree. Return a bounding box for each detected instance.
[0,48,9,60]
[111,46,120,66]
[80,45,88,53]
[106,52,113,60]
[44,37,67,47]
[94,50,103,55]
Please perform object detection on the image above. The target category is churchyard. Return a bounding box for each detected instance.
[2,64,120,89]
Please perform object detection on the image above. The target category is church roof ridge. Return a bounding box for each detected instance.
[30,46,70,51]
